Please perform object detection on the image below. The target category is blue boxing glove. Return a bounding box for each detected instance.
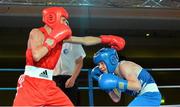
[91,66,103,81]
[98,73,128,92]
[91,66,112,93]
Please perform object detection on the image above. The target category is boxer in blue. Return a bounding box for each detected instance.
[92,48,162,106]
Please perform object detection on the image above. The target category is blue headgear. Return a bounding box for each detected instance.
[93,48,119,73]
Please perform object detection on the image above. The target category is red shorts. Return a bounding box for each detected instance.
[13,74,74,106]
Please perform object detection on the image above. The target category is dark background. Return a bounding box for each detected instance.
[0,2,180,106]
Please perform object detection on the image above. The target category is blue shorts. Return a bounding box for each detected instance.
[128,92,162,106]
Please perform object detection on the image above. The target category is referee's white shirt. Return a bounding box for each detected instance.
[53,43,86,76]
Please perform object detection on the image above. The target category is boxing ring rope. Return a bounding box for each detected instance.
[2,67,180,72]
[148,68,180,71]
[0,68,180,106]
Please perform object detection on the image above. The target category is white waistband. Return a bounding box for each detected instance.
[24,65,53,80]
[139,83,159,96]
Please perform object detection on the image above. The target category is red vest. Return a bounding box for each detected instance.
[26,27,62,69]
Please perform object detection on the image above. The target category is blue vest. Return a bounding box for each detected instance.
[125,69,158,96]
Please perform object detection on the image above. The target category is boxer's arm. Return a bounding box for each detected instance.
[63,36,101,46]
[123,72,141,92]
[29,29,49,62]
[120,62,141,92]
[64,35,125,51]
[108,88,121,103]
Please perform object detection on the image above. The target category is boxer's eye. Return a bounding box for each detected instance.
[65,19,69,25]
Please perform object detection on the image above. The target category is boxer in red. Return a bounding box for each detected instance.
[13,6,125,106]
[13,7,73,106]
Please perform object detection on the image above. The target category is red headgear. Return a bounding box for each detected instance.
[42,7,69,28]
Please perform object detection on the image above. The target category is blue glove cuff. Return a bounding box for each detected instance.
[117,79,128,92]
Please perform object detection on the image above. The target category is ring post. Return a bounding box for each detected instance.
[88,69,94,107]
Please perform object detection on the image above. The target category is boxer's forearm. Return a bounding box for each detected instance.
[108,90,121,103]
[31,46,49,62]
[63,36,101,46]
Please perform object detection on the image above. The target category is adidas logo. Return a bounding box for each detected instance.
[39,70,48,78]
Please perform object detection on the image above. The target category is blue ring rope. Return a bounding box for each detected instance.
[1,85,180,91]
[0,68,89,72]
[0,87,99,91]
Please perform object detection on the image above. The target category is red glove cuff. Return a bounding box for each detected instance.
[100,35,110,44]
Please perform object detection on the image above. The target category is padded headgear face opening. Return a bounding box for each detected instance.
[93,48,119,73]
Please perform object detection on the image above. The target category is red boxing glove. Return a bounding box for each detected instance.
[50,24,72,42]
[100,35,125,51]
[43,24,72,51]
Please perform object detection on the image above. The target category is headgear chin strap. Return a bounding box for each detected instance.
[93,48,119,73]
[42,7,69,29]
